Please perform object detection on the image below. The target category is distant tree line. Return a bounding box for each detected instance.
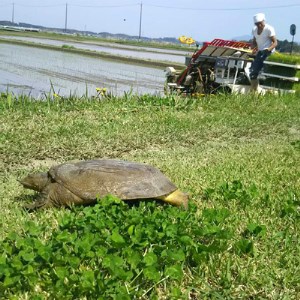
[245,38,300,53]
[242,36,299,53]
[276,39,300,53]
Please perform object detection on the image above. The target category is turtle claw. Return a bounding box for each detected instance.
[23,199,51,211]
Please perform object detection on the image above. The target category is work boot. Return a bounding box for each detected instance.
[250,79,259,92]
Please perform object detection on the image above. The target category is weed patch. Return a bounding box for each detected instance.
[0,92,299,298]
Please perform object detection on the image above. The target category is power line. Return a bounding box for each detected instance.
[1,2,300,10]
[70,4,138,8]
[11,4,65,8]
[0,3,139,8]
[147,3,300,11]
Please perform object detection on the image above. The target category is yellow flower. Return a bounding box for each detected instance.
[96,87,107,95]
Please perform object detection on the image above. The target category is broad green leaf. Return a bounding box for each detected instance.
[96,246,108,257]
[99,194,123,207]
[81,270,95,288]
[164,265,183,281]
[20,250,35,262]
[77,238,92,253]
[24,221,42,236]
[67,256,81,268]
[246,223,267,237]
[103,255,124,271]
[202,208,230,224]
[249,184,259,198]
[165,224,178,237]
[3,275,20,287]
[127,225,135,236]
[55,230,71,242]
[111,229,126,245]
[115,286,131,300]
[0,264,10,277]
[0,255,6,265]
[2,242,13,255]
[143,252,158,266]
[235,239,255,256]
[168,249,186,262]
[22,265,35,275]
[118,270,134,281]
[11,257,23,270]
[126,250,141,269]
[7,232,18,242]
[55,267,69,279]
[179,235,194,246]
[131,225,143,243]
[14,236,26,250]
[143,266,161,281]
[37,246,51,261]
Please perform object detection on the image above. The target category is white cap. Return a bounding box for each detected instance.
[253,13,265,23]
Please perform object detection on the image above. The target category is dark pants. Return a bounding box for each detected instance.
[250,50,271,80]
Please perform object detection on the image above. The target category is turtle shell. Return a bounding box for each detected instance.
[48,159,177,200]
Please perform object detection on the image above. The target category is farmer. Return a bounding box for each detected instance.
[250,13,277,91]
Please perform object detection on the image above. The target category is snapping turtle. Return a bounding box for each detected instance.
[20,159,188,210]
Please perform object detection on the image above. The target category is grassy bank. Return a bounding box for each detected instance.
[0,93,299,299]
[0,29,194,52]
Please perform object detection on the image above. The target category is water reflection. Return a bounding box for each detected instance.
[1,35,191,63]
[0,43,166,98]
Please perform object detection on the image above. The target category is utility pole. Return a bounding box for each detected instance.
[12,3,15,24]
[138,2,142,41]
[65,3,68,32]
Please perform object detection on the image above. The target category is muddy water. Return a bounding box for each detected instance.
[0,43,167,97]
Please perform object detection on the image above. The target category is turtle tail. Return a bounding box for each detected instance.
[157,189,189,209]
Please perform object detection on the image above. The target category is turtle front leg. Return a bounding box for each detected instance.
[23,186,58,211]
[23,198,54,211]
[24,182,92,211]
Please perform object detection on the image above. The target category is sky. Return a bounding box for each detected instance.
[0,0,299,43]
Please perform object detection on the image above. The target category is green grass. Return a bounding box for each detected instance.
[267,52,300,65]
[0,93,299,299]
[61,44,76,50]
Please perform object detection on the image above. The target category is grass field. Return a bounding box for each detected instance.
[0,92,299,299]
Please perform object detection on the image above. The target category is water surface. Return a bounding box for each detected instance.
[0,43,166,98]
[1,35,192,64]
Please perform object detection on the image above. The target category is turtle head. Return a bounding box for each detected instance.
[19,172,50,192]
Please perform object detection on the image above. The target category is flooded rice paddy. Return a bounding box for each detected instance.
[0,42,173,97]
[0,35,190,63]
